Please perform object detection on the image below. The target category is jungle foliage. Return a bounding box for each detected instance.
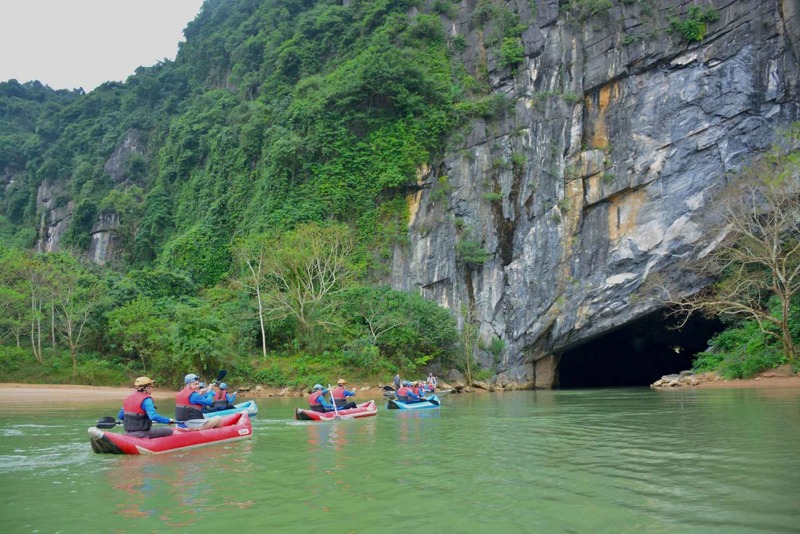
[0,0,520,386]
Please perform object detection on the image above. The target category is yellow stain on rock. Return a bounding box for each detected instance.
[608,189,645,240]
[584,82,620,150]
[408,164,430,227]
[407,189,422,227]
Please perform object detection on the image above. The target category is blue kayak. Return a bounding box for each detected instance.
[203,400,258,418]
[387,395,440,410]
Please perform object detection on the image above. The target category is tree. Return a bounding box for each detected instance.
[0,285,25,345]
[663,128,800,363]
[459,304,479,384]
[232,233,271,358]
[23,254,52,364]
[233,222,361,352]
[106,296,171,373]
[48,253,103,375]
[0,247,28,346]
[336,286,458,371]
[169,300,231,381]
[344,286,409,346]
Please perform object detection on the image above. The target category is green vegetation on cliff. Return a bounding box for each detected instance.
[1,0,792,387]
[0,0,482,387]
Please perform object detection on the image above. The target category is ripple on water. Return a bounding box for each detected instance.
[2,390,799,532]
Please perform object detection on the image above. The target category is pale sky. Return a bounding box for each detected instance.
[0,0,205,92]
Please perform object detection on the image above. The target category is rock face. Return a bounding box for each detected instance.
[34,129,145,262]
[391,0,800,388]
[103,130,144,184]
[88,212,120,265]
[34,179,72,254]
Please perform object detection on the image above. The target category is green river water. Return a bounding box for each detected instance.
[1,388,798,533]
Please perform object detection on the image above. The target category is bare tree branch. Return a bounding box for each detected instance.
[660,132,800,362]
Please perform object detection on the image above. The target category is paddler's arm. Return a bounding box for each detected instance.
[142,397,174,424]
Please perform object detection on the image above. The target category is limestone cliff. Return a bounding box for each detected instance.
[391,0,800,388]
[33,130,144,264]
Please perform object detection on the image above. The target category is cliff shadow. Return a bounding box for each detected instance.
[556,311,723,388]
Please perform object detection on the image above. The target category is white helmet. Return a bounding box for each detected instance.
[184,373,200,385]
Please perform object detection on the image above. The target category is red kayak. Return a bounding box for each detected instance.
[88,412,253,455]
[295,400,377,421]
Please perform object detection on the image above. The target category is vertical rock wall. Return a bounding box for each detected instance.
[392,0,800,388]
[34,130,144,262]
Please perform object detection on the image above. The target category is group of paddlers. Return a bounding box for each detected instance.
[118,373,238,439]
[307,379,357,412]
[389,372,438,402]
[118,369,439,438]
[395,380,433,403]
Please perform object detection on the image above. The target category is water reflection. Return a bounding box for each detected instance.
[392,409,440,446]
[3,390,799,532]
[105,442,256,528]
[304,420,348,450]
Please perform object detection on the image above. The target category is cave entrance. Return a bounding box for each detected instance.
[556,311,723,388]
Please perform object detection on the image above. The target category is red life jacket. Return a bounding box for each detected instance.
[213,388,232,409]
[175,387,204,420]
[308,390,327,412]
[397,386,412,401]
[332,386,351,407]
[122,390,152,432]
[309,391,323,405]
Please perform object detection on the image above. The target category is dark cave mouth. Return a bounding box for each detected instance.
[556,311,724,388]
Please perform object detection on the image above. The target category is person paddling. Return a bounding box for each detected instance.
[176,373,215,420]
[308,384,335,412]
[210,382,237,411]
[396,381,421,403]
[331,379,357,410]
[410,381,428,400]
[117,377,175,439]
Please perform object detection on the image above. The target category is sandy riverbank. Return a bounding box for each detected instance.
[1,374,798,404]
[694,375,800,388]
[0,383,177,405]
[0,383,300,405]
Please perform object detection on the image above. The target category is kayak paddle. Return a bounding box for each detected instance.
[96,416,120,429]
[328,384,340,419]
[95,416,208,430]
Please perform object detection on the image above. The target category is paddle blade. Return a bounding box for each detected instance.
[96,417,121,429]
[216,370,228,382]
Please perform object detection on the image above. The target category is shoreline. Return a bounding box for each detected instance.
[2,374,799,404]
[694,375,800,388]
[0,383,291,405]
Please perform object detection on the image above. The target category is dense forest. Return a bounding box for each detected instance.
[0,0,482,388]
